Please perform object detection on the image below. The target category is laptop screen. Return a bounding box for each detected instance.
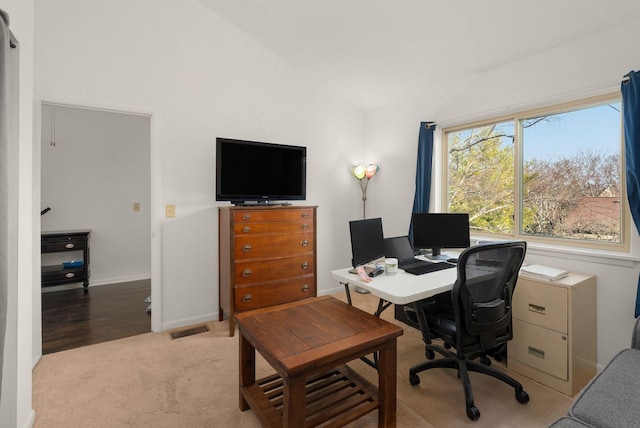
[384,236,415,261]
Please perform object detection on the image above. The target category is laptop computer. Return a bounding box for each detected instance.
[384,236,455,275]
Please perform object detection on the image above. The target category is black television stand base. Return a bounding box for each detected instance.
[232,201,293,207]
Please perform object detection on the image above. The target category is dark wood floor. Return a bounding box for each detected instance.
[42,279,151,355]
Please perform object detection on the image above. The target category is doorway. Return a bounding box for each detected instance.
[39,104,152,352]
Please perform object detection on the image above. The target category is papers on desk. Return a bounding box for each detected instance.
[520,264,569,281]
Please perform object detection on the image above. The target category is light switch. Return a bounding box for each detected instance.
[166,204,176,218]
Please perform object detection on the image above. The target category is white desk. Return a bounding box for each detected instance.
[330,266,457,305]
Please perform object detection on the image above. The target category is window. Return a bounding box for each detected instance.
[445,94,624,249]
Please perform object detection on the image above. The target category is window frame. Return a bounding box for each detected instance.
[441,92,629,252]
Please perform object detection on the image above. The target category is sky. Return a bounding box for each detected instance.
[521,101,621,162]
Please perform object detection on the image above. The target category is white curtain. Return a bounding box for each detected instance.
[0,7,15,401]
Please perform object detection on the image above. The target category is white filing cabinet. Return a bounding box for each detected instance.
[507,272,597,396]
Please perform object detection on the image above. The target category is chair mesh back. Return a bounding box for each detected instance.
[453,242,527,349]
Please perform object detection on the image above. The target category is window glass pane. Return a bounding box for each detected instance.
[521,102,621,242]
[447,121,515,234]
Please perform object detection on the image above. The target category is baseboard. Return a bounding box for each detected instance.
[161,312,217,331]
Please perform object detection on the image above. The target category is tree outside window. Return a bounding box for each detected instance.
[445,96,623,247]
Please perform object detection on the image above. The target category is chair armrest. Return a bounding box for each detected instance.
[632,317,640,350]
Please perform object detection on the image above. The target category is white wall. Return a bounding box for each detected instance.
[365,17,640,366]
[0,1,35,427]
[40,104,151,286]
[34,0,366,331]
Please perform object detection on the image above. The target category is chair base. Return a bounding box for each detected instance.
[409,347,529,420]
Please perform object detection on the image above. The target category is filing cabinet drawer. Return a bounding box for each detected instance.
[234,220,313,235]
[511,319,568,380]
[513,278,568,333]
[234,255,314,285]
[234,208,314,223]
[234,275,315,311]
[234,232,314,260]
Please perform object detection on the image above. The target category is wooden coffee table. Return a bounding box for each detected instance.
[235,296,404,428]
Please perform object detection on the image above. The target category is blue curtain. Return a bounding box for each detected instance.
[622,70,640,318]
[409,122,435,243]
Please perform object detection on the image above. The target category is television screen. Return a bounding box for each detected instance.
[412,213,470,259]
[216,138,306,204]
[349,218,385,267]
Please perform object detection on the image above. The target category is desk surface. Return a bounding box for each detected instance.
[331,265,458,305]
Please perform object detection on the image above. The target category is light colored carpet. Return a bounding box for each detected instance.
[32,293,572,427]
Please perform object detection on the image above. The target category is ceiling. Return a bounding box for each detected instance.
[198,0,640,111]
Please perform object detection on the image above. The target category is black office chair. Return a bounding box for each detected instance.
[408,241,529,421]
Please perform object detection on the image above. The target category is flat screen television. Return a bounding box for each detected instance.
[411,213,471,260]
[216,137,306,205]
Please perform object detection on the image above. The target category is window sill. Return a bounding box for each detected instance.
[471,236,638,268]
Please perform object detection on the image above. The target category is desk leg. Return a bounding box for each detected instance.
[343,282,353,305]
[283,374,306,428]
[239,333,255,411]
[378,340,398,428]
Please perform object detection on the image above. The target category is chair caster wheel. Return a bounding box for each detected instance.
[480,355,491,366]
[425,349,435,360]
[516,390,530,404]
[409,373,421,386]
[466,406,480,420]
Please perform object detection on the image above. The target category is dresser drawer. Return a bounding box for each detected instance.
[234,275,315,312]
[513,278,568,333]
[234,220,313,235]
[234,209,314,223]
[511,319,568,380]
[234,255,314,285]
[42,239,86,253]
[234,232,314,260]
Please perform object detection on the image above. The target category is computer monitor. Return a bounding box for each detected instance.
[411,213,471,260]
[349,218,385,267]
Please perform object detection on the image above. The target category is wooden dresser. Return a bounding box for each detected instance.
[218,205,317,336]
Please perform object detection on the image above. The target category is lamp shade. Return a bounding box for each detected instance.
[351,164,366,180]
[365,164,378,179]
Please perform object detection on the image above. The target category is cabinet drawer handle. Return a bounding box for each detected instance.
[301,240,309,247]
[242,269,252,277]
[65,272,75,278]
[301,223,308,229]
[65,243,75,249]
[242,226,251,233]
[301,262,309,270]
[242,214,251,221]
[528,304,546,315]
[528,346,545,359]
[301,212,308,218]
[242,244,252,253]
[242,294,252,303]
[301,284,309,292]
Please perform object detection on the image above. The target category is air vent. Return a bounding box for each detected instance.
[170,324,209,340]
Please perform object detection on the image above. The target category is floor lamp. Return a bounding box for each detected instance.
[351,163,379,294]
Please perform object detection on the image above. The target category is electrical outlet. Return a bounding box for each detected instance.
[133,202,140,212]
[165,204,176,218]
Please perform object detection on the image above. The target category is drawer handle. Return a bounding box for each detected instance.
[301,284,309,292]
[242,269,252,277]
[301,262,309,270]
[301,212,308,218]
[301,239,309,247]
[301,223,308,229]
[65,243,75,249]
[242,294,252,303]
[65,272,75,278]
[242,226,251,233]
[242,244,252,253]
[528,304,546,315]
[528,346,545,359]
